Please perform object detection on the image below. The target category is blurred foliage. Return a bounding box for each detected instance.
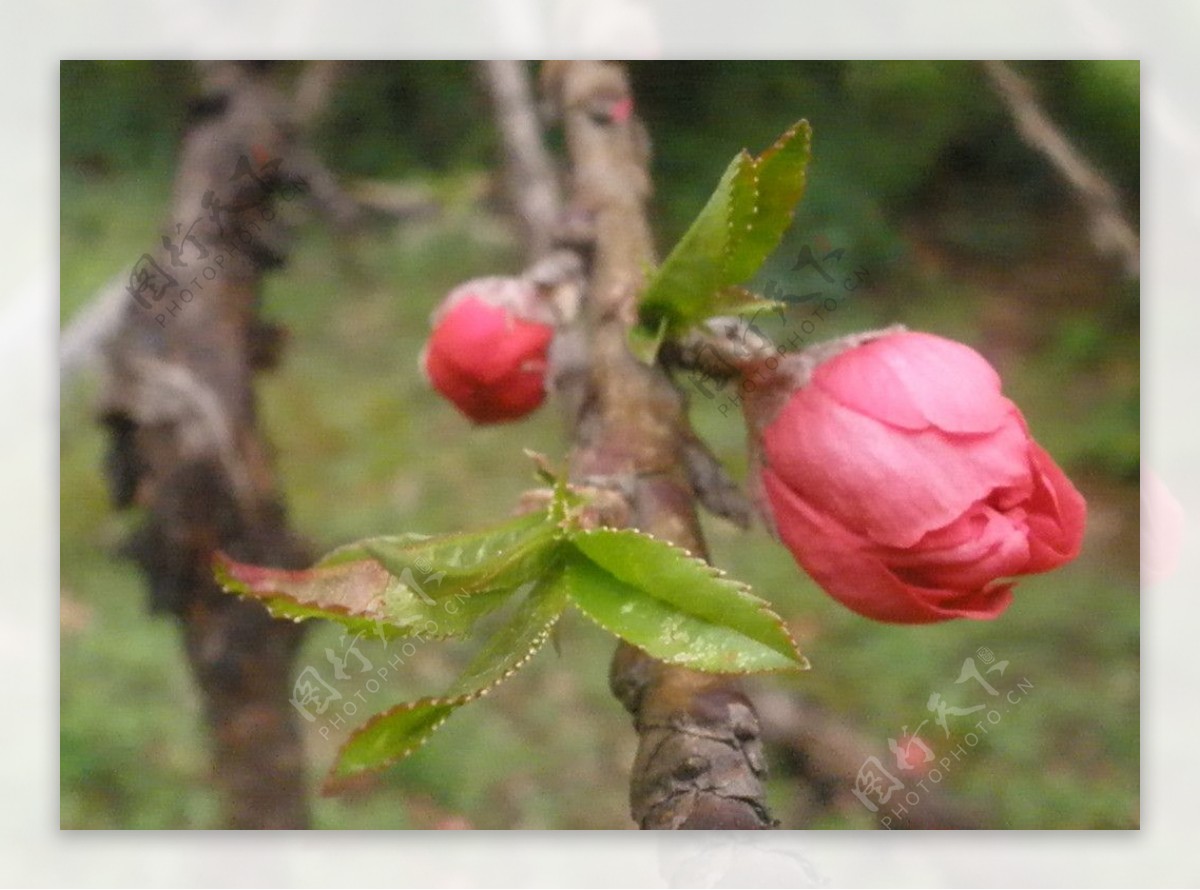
[60,60,1139,260]
[60,61,1138,829]
[60,61,191,176]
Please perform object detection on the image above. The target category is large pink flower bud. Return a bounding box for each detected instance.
[421,277,555,424]
[753,330,1086,624]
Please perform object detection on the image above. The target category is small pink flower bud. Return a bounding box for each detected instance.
[421,277,555,424]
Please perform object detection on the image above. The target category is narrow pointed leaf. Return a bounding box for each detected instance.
[639,151,751,331]
[713,286,786,318]
[325,575,568,790]
[724,120,812,283]
[564,528,806,672]
[341,511,562,597]
[638,120,812,335]
[215,552,510,639]
[730,304,788,329]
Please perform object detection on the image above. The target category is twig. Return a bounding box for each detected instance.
[982,60,1139,278]
[292,60,349,130]
[477,60,565,261]
[59,273,130,381]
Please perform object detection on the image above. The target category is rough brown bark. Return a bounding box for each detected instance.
[97,62,355,829]
[542,61,775,830]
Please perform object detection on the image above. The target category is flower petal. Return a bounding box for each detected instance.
[763,468,1014,624]
[424,296,553,424]
[763,387,1032,548]
[430,298,553,386]
[814,331,1009,434]
[883,502,1031,592]
[1023,441,1087,572]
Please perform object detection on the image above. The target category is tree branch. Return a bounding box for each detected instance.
[477,60,565,262]
[982,60,1139,278]
[98,62,317,828]
[545,60,775,829]
[63,62,364,384]
[60,273,130,381]
[292,60,349,130]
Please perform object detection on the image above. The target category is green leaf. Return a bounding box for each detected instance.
[562,528,807,673]
[325,575,568,789]
[214,553,510,640]
[215,499,572,645]
[638,151,750,333]
[724,120,813,283]
[713,286,786,318]
[339,510,563,598]
[639,120,812,335]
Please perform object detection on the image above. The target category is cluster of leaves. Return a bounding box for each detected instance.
[217,478,805,789]
[216,121,816,789]
[632,119,811,358]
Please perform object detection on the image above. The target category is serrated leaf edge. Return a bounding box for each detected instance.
[570,604,807,675]
[213,552,471,640]
[722,150,759,276]
[356,517,561,598]
[320,607,563,793]
[640,119,811,335]
[569,527,809,673]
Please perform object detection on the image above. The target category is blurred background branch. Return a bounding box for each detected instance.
[983,60,1139,278]
[478,60,564,261]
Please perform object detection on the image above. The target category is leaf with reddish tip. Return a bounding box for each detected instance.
[325,576,568,789]
[216,496,806,790]
[214,552,509,639]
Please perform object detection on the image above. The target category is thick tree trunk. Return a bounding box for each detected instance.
[98,62,347,828]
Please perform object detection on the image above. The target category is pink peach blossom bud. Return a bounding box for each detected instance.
[421,277,555,424]
[751,330,1087,624]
